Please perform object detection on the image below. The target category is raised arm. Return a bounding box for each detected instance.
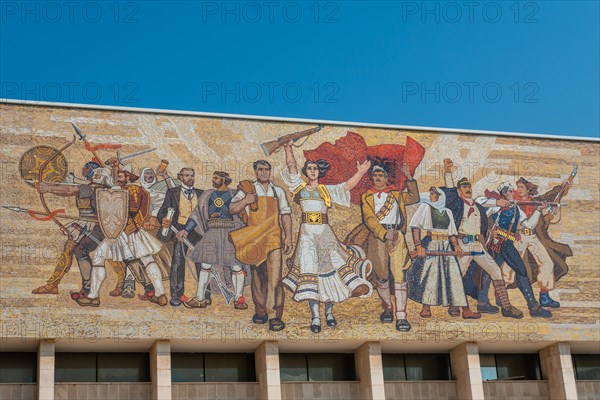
[343,160,371,191]
[400,163,420,205]
[443,158,455,188]
[36,181,80,197]
[282,140,299,175]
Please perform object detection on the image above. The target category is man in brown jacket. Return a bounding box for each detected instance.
[360,162,420,332]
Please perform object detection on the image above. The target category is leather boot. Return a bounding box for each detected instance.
[109,281,124,297]
[462,307,481,319]
[420,305,432,318]
[492,280,524,319]
[540,292,560,308]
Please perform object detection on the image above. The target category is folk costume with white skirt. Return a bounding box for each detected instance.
[280,170,372,303]
[81,185,166,306]
[406,198,468,308]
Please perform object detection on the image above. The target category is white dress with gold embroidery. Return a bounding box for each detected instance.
[281,170,372,303]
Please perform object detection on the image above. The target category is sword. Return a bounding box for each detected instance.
[170,225,195,249]
[71,223,102,245]
[117,148,157,164]
[169,225,235,305]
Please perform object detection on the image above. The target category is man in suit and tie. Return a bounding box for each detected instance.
[157,167,205,306]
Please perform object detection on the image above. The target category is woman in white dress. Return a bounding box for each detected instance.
[406,187,480,319]
[280,141,373,333]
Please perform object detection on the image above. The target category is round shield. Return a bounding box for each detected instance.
[19,145,68,183]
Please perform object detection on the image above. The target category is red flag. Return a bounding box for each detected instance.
[304,132,425,205]
[84,142,122,152]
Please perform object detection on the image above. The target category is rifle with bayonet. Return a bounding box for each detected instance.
[544,165,577,227]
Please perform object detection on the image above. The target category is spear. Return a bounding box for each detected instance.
[72,123,106,168]
[2,205,97,222]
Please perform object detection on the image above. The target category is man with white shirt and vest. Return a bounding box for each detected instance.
[440,159,524,319]
[157,167,206,307]
[360,162,420,332]
[229,160,293,332]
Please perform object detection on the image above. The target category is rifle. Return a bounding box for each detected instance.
[544,165,577,226]
[409,250,484,258]
[260,125,323,156]
[510,201,567,207]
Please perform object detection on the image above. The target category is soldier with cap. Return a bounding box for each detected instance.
[440,159,524,319]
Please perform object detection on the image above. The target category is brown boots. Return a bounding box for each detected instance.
[493,280,524,319]
[109,281,124,297]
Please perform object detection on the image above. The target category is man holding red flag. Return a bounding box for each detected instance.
[306,132,425,331]
[359,162,420,332]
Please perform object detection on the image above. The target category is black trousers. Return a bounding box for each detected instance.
[478,240,539,308]
[169,224,201,300]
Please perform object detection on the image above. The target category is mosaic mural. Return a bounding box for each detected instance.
[0,102,598,343]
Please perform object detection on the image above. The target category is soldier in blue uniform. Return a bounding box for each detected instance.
[475,182,552,318]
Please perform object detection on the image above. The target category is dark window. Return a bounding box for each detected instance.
[382,354,452,381]
[171,353,255,382]
[279,353,308,382]
[279,354,356,382]
[204,353,255,382]
[97,353,149,382]
[0,352,37,383]
[55,353,96,382]
[573,354,600,380]
[171,353,204,383]
[480,354,542,381]
[405,354,452,380]
[54,353,149,383]
[382,354,406,381]
[307,354,355,381]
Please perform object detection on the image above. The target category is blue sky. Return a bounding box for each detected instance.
[1,1,598,138]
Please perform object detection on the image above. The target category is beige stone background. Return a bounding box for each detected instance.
[0,103,598,345]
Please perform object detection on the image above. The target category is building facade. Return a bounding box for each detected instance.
[0,100,598,399]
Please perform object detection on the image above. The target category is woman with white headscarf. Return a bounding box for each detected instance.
[406,187,481,319]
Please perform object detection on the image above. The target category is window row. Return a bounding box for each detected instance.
[1,352,599,383]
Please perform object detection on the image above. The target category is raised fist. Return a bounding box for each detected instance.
[443,159,454,173]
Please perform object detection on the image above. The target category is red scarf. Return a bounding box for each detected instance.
[372,185,397,199]
[515,192,536,217]
[461,197,476,218]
